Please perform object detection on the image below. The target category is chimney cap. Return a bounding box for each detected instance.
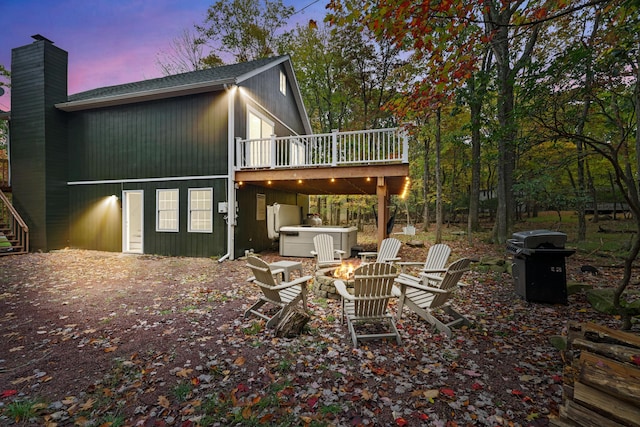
[31,34,54,43]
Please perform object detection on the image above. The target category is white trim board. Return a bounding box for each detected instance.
[68,175,228,186]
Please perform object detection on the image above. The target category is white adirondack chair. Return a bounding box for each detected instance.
[397,243,451,282]
[393,257,472,338]
[245,256,312,328]
[311,234,345,271]
[358,237,402,264]
[334,262,401,347]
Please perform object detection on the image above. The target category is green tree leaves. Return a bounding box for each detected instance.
[196,0,294,62]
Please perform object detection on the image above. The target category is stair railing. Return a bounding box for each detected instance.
[0,190,29,255]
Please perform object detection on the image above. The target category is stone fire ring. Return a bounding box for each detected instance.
[314,267,354,300]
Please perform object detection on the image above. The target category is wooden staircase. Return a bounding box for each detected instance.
[0,190,29,255]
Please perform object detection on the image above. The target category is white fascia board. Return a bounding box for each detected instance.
[234,56,289,84]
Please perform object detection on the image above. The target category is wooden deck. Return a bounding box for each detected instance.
[235,128,410,196]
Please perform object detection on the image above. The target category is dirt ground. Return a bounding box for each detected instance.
[0,229,632,426]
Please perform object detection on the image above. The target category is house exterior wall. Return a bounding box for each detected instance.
[9,39,310,258]
[67,93,228,180]
[236,64,307,138]
[66,92,230,257]
[10,39,69,251]
[69,179,227,257]
[68,183,122,252]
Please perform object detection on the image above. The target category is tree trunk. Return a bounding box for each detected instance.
[488,10,513,244]
[467,77,482,243]
[573,11,600,241]
[492,59,514,244]
[575,142,587,241]
[275,307,311,337]
[586,161,599,223]
[485,1,539,244]
[636,48,640,202]
[609,171,617,220]
[422,129,431,231]
[435,107,443,243]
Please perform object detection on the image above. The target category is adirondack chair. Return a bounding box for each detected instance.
[393,257,472,338]
[358,237,402,264]
[311,234,345,271]
[397,243,452,282]
[334,262,402,347]
[245,256,312,328]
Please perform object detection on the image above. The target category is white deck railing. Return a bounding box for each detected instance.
[235,127,408,170]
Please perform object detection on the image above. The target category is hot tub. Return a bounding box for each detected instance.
[279,225,358,258]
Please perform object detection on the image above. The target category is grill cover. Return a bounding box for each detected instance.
[510,229,567,249]
[508,229,573,304]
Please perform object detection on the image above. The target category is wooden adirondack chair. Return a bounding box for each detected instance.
[393,257,472,338]
[311,234,345,271]
[397,243,451,281]
[334,262,401,347]
[245,256,312,328]
[358,237,402,264]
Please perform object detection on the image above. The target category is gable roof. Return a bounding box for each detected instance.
[65,56,283,104]
[55,55,312,134]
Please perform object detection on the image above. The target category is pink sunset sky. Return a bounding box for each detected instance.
[0,0,326,112]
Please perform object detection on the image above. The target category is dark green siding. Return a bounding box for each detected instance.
[66,90,230,257]
[69,184,122,252]
[234,184,308,257]
[138,180,226,257]
[68,93,228,181]
[10,40,68,251]
[69,179,227,257]
[238,64,306,138]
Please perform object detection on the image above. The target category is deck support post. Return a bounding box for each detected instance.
[377,177,388,249]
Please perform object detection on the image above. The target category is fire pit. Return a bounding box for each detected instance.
[314,260,360,299]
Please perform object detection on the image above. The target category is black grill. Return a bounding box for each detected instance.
[507,230,575,304]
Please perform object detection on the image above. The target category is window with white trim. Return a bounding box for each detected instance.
[247,106,275,167]
[279,70,287,96]
[188,188,213,233]
[156,189,179,232]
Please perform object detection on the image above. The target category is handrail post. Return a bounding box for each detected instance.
[270,134,277,169]
[331,129,338,166]
[401,128,409,163]
[234,137,242,169]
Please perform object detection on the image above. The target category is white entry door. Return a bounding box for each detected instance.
[123,190,143,253]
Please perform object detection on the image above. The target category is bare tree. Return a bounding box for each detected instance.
[156,29,223,76]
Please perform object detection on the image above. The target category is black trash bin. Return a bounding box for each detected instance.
[507,230,575,304]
